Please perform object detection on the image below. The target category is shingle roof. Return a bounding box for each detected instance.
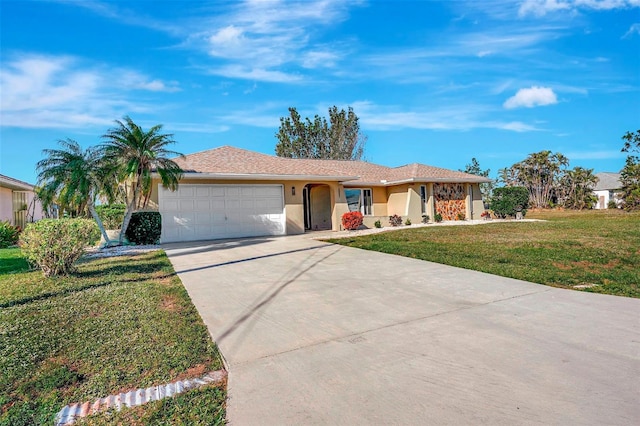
[174,146,491,185]
[594,172,622,191]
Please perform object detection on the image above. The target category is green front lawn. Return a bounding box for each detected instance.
[0,249,225,425]
[327,210,640,298]
[0,247,30,275]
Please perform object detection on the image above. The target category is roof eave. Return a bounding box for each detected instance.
[343,177,492,187]
[0,175,35,191]
[159,172,360,182]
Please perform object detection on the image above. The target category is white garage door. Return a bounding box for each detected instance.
[159,184,286,243]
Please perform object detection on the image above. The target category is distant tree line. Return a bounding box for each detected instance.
[462,130,640,213]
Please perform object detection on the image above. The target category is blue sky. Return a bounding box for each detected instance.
[1,0,639,185]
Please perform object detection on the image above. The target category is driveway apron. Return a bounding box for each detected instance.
[164,235,640,425]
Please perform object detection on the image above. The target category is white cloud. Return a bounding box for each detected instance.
[519,0,640,17]
[209,65,303,83]
[0,54,175,128]
[622,23,640,38]
[193,0,358,81]
[350,101,542,132]
[503,86,558,109]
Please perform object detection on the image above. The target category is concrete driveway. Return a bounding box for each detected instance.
[164,235,640,425]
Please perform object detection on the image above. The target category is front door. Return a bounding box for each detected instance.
[303,186,311,230]
[303,184,332,231]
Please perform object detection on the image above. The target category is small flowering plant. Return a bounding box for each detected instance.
[342,211,364,230]
[481,210,491,219]
[389,214,402,227]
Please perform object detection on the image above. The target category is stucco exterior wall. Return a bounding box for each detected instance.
[386,184,409,216]
[372,186,387,217]
[405,186,424,223]
[470,184,484,220]
[0,187,13,224]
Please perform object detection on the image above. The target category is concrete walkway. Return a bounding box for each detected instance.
[164,235,640,425]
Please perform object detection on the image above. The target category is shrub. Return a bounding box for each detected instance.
[456,212,466,221]
[421,215,429,224]
[341,211,364,231]
[374,220,382,228]
[490,187,529,218]
[404,218,412,226]
[434,213,443,222]
[19,219,99,277]
[0,221,21,248]
[607,200,618,209]
[95,204,126,229]
[389,214,402,227]
[125,211,162,244]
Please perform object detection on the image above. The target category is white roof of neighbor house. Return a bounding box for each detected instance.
[173,146,491,186]
[0,174,35,191]
[594,172,622,191]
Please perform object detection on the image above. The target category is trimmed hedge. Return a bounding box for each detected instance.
[95,204,126,229]
[19,219,100,276]
[342,211,363,230]
[125,211,162,245]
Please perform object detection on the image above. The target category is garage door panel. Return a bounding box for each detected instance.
[241,199,255,209]
[159,184,285,243]
[195,187,210,197]
[226,187,241,197]
[210,187,225,197]
[259,186,281,197]
[226,199,241,209]
[178,187,195,197]
[179,199,195,210]
[163,200,179,210]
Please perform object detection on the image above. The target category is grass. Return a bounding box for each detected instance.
[327,209,640,298]
[0,249,225,425]
[0,247,30,275]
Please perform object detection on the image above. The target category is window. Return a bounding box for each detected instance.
[345,188,372,215]
[420,185,427,214]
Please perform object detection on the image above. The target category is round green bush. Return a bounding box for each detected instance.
[125,212,162,245]
[95,204,126,229]
[19,219,100,277]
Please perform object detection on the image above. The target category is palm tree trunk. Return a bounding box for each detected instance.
[88,203,112,246]
[119,182,139,244]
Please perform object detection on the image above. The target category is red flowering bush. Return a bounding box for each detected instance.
[342,211,364,230]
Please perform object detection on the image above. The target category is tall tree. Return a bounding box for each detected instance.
[101,116,184,244]
[557,166,598,210]
[620,130,640,211]
[460,158,494,198]
[35,139,112,244]
[275,106,366,160]
[502,150,569,208]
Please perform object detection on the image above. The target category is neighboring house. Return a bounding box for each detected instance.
[593,172,622,209]
[149,146,491,243]
[0,174,44,228]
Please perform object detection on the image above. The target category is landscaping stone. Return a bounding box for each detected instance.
[55,370,226,425]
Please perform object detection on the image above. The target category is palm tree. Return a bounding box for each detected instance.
[101,116,184,244]
[36,138,113,244]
